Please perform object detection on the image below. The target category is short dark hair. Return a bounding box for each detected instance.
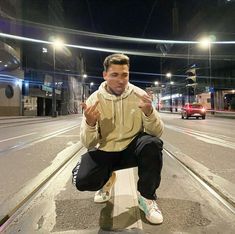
[103,53,130,71]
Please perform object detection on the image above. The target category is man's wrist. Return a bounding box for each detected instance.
[144,108,153,117]
[86,120,96,127]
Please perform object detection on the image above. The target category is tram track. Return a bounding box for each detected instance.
[0,143,84,232]
[1,145,235,232]
[0,124,79,155]
[0,118,55,129]
[163,148,235,215]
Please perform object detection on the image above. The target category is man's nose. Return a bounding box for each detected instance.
[117,77,125,83]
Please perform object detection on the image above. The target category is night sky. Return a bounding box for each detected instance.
[61,0,234,88]
[62,0,176,86]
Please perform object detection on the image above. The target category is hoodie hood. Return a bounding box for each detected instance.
[80,81,164,152]
[98,81,134,101]
[97,81,147,126]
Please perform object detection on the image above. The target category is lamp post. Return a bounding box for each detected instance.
[170,81,174,112]
[166,72,173,112]
[199,37,214,112]
[51,39,64,117]
[90,82,94,94]
[154,81,160,111]
[199,37,212,88]
[82,73,87,102]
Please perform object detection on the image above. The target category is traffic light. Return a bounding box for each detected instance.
[185,68,197,87]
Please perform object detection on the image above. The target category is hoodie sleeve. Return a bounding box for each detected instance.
[79,94,100,149]
[133,85,164,137]
[142,108,164,138]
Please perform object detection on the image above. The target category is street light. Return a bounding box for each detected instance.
[82,73,87,102]
[199,36,215,112]
[90,82,94,94]
[154,81,160,111]
[166,73,173,112]
[199,37,212,87]
[52,38,64,117]
[170,81,174,113]
[166,72,172,79]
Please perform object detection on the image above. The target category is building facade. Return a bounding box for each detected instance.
[0,0,24,116]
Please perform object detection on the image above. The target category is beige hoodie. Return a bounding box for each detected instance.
[80,81,164,152]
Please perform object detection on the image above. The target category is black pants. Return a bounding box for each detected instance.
[72,133,163,200]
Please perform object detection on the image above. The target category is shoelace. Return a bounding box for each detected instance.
[148,200,161,214]
[98,188,109,197]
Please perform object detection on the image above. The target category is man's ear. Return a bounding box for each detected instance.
[103,71,107,81]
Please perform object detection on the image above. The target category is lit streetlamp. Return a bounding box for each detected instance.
[199,37,212,88]
[166,72,173,112]
[170,81,174,113]
[166,72,172,79]
[82,73,87,102]
[52,38,64,117]
[154,81,160,111]
[199,36,215,112]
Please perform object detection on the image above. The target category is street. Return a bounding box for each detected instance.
[0,113,235,233]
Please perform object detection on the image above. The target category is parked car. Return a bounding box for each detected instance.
[181,103,206,119]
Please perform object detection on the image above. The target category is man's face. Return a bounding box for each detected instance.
[103,64,129,96]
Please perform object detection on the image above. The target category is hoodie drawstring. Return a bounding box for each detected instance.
[120,96,124,126]
[112,99,115,125]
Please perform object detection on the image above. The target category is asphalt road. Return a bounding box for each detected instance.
[0,113,235,233]
[2,141,235,233]
[0,115,82,220]
[161,113,235,206]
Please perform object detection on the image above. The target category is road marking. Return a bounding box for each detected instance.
[0,132,37,143]
[165,124,235,150]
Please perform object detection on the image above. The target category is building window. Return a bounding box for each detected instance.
[5,85,14,99]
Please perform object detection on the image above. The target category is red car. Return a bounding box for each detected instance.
[181,103,206,119]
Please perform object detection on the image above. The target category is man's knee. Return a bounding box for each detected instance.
[73,172,103,191]
[151,136,163,151]
[72,163,105,191]
[140,134,163,151]
[138,134,163,164]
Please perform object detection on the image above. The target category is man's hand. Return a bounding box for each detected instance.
[134,92,153,117]
[81,101,100,126]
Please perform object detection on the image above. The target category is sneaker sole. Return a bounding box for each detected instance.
[138,200,163,225]
[94,173,117,203]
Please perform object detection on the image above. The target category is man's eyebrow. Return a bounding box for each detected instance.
[110,72,128,74]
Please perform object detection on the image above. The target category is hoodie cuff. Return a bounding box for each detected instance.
[84,120,97,131]
[142,109,160,122]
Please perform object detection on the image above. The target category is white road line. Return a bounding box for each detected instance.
[0,132,37,143]
[165,124,235,150]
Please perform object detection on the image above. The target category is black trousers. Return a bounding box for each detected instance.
[72,133,163,200]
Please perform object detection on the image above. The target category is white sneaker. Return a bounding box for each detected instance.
[138,193,163,224]
[94,172,116,203]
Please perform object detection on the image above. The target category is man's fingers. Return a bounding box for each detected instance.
[80,102,87,110]
[91,101,99,111]
[134,92,152,103]
[87,101,99,114]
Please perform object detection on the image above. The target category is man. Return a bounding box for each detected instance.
[72,53,164,224]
